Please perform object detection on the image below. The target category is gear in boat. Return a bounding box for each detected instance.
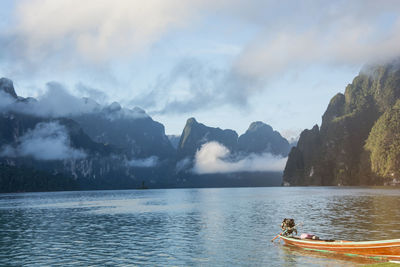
[281,218,329,241]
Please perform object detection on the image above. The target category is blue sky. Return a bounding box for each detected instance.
[1,0,400,138]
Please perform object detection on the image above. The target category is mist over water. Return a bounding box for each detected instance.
[1,187,400,266]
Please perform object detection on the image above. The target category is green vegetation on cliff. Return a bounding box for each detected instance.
[365,100,400,179]
[283,60,400,186]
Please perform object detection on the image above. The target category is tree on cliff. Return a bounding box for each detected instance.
[365,100,400,179]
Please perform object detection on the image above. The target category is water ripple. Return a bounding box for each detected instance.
[0,187,400,266]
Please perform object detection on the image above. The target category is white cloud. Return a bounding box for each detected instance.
[235,20,400,81]
[9,0,207,64]
[232,1,400,81]
[126,156,159,168]
[192,141,287,174]
[76,83,109,104]
[2,1,400,70]
[176,157,191,172]
[0,91,16,109]
[2,81,149,120]
[1,81,101,117]
[31,81,100,117]
[1,121,86,160]
[2,0,400,115]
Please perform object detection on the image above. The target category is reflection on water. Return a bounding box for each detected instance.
[0,187,399,266]
[278,244,381,266]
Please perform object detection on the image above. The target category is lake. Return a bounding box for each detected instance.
[0,187,400,266]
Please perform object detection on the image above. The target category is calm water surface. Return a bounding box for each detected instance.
[1,187,400,266]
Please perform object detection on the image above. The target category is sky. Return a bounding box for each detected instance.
[1,0,400,139]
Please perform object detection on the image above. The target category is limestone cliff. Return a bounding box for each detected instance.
[283,60,400,185]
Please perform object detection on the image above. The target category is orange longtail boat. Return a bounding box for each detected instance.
[279,235,400,262]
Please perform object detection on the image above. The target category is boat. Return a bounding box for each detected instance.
[279,242,390,265]
[279,234,400,262]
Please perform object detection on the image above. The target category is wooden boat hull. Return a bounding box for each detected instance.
[279,235,400,261]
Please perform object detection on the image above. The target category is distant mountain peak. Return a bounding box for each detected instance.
[186,117,198,125]
[247,121,273,132]
[238,121,290,156]
[100,102,149,121]
[106,102,122,112]
[0,78,18,99]
[178,117,238,159]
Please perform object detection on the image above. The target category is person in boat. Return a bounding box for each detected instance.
[281,218,297,236]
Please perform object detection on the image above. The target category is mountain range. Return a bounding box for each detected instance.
[6,59,398,192]
[0,78,289,192]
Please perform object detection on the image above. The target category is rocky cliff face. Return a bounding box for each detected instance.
[71,103,175,159]
[0,78,176,190]
[0,78,18,99]
[175,118,289,187]
[177,118,238,159]
[0,110,136,188]
[177,118,290,159]
[283,60,400,186]
[0,77,290,191]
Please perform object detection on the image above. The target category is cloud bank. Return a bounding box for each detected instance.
[1,121,86,160]
[8,0,400,66]
[125,156,159,168]
[2,0,204,65]
[130,1,400,114]
[31,82,100,117]
[130,59,258,114]
[176,157,192,173]
[1,1,400,115]
[1,80,149,120]
[192,141,287,174]
[0,81,100,116]
[0,90,16,109]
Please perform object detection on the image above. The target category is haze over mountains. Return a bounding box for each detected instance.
[3,58,400,192]
[2,59,400,192]
[0,78,289,192]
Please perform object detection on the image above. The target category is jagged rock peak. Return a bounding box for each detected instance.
[178,117,238,158]
[238,121,290,156]
[0,78,18,98]
[186,117,198,125]
[247,121,273,132]
[311,124,319,132]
